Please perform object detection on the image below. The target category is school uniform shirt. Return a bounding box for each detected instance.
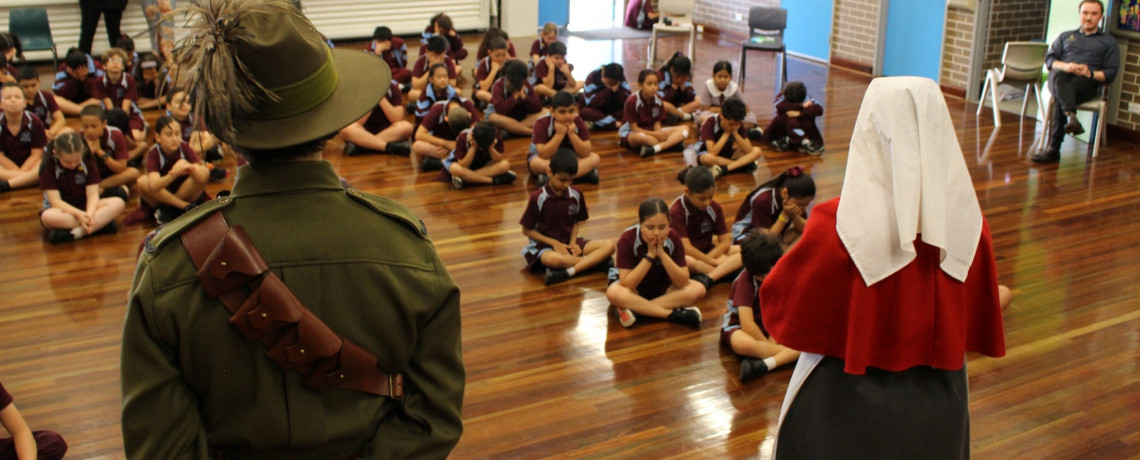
[167,111,198,143]
[623,92,666,131]
[669,194,727,253]
[489,79,542,120]
[87,126,130,179]
[732,187,808,241]
[145,141,199,192]
[444,128,504,176]
[362,81,404,134]
[27,90,61,125]
[40,156,101,210]
[519,184,589,251]
[473,57,504,91]
[531,58,569,91]
[137,77,158,100]
[0,111,48,166]
[698,113,749,158]
[415,84,459,120]
[614,225,687,298]
[92,72,139,108]
[421,98,479,141]
[581,68,631,113]
[366,36,410,82]
[411,55,458,80]
[529,113,589,161]
[658,71,696,106]
[704,79,743,108]
[420,28,468,62]
[625,0,656,30]
[52,55,103,103]
[530,39,550,60]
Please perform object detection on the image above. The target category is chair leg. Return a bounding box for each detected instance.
[781,52,788,88]
[1020,83,1031,120]
[976,72,991,116]
[739,48,747,89]
[1033,83,1045,122]
[990,74,1002,127]
[1093,104,1107,158]
[649,29,657,66]
[688,27,696,64]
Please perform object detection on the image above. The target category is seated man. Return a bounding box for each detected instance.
[1032,0,1119,164]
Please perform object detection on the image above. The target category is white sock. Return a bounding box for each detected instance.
[682,112,692,120]
[682,129,690,138]
[71,228,86,239]
[653,144,662,153]
[565,267,576,277]
[763,357,777,370]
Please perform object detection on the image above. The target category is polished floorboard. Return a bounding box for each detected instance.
[1,31,1138,459]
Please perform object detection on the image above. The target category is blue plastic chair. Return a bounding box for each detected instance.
[9,8,58,69]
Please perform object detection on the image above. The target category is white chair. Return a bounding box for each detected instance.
[647,0,696,67]
[1034,86,1108,157]
[976,41,1048,127]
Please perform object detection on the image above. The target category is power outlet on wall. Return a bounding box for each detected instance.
[734,13,743,21]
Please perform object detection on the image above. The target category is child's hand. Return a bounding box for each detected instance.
[446,140,457,150]
[553,243,571,256]
[86,138,103,155]
[782,198,801,218]
[569,242,582,256]
[655,131,669,142]
[553,121,569,136]
[802,100,814,107]
[787,110,801,118]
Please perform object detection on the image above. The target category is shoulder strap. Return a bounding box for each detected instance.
[180,212,404,399]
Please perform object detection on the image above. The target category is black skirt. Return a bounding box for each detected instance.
[776,355,970,460]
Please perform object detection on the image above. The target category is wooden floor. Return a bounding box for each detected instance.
[2,31,1139,459]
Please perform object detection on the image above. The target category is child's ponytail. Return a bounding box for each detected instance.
[754,166,815,199]
[676,165,715,193]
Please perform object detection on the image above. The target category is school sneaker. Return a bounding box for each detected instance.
[595,257,614,274]
[154,205,176,225]
[578,168,600,184]
[451,176,465,190]
[343,141,362,156]
[664,113,680,125]
[101,185,129,202]
[615,307,637,328]
[668,306,702,328]
[47,229,75,245]
[799,140,824,156]
[209,167,228,182]
[492,171,517,185]
[771,137,791,152]
[91,220,119,236]
[544,268,571,285]
[739,358,770,383]
[386,141,412,157]
[740,162,758,174]
[691,273,713,290]
[583,120,595,130]
[534,173,550,188]
[639,145,656,158]
[748,127,764,141]
[420,157,444,171]
[405,101,417,114]
[711,165,726,179]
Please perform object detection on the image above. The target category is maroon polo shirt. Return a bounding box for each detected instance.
[533,59,568,91]
[450,128,504,168]
[0,380,12,411]
[421,98,479,141]
[531,114,589,151]
[362,81,403,134]
[91,73,139,108]
[411,55,457,79]
[519,184,589,248]
[40,156,101,209]
[669,194,727,253]
[624,92,666,130]
[367,36,407,70]
[0,111,47,166]
[53,75,98,103]
[615,225,687,297]
[699,114,749,157]
[145,141,200,177]
[735,187,808,236]
[490,79,543,120]
[86,126,130,178]
[530,39,550,59]
[657,73,696,106]
[726,268,767,336]
[474,57,504,90]
[27,90,60,125]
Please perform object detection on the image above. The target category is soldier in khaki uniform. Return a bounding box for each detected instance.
[119,1,464,458]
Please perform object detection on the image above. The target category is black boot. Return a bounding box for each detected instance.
[1064,112,1085,135]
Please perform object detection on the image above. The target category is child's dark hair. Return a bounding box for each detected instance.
[372,26,393,42]
[548,41,567,56]
[602,63,624,81]
[425,35,448,54]
[740,230,783,276]
[478,27,510,59]
[782,81,807,104]
[0,82,21,99]
[721,97,747,121]
[65,48,87,70]
[483,27,509,42]
[676,165,715,193]
[551,91,575,108]
[16,66,38,82]
[446,104,472,133]
[661,52,691,78]
[550,148,579,176]
[428,62,449,79]
[80,104,107,120]
[430,13,455,35]
[485,36,508,53]
[637,68,658,85]
[0,33,23,62]
[638,198,670,223]
[504,60,528,89]
[134,52,161,81]
[106,108,131,133]
[755,166,815,199]
[115,35,136,54]
[41,132,89,175]
[471,121,496,148]
[154,115,179,137]
[712,60,733,76]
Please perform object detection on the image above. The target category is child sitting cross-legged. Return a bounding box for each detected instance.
[520,148,615,285]
[697,97,763,178]
[487,60,546,137]
[339,78,413,156]
[38,132,125,244]
[762,81,824,155]
[606,197,707,328]
[444,120,516,189]
[412,97,478,171]
[671,165,742,289]
[136,115,209,225]
[721,229,801,382]
[528,91,600,186]
[531,41,582,98]
[621,69,687,158]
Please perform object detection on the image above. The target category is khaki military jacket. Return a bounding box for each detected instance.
[121,161,464,459]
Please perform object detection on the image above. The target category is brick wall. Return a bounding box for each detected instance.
[1113,40,1140,131]
[692,0,779,39]
[941,7,976,90]
[981,0,1048,75]
[831,0,879,68]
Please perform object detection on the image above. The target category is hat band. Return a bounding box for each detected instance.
[249,47,338,121]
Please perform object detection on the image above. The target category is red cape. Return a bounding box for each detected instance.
[760,198,1005,375]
